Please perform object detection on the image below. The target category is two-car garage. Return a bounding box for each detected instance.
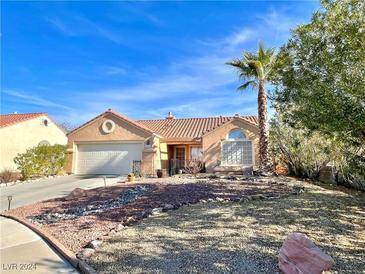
[75,143,143,175]
[66,110,155,176]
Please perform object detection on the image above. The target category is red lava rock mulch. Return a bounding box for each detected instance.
[6,179,293,253]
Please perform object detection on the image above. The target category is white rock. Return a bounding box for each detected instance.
[151,207,163,215]
[88,240,103,249]
[163,204,174,210]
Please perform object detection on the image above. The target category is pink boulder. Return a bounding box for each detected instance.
[278,233,335,274]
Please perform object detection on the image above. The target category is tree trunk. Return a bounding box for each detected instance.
[258,80,271,171]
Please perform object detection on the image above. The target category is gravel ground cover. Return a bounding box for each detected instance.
[5,176,292,253]
[86,180,365,274]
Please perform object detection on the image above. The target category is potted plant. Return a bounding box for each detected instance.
[127,172,135,182]
[156,169,163,178]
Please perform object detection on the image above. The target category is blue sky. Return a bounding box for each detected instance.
[1,1,319,126]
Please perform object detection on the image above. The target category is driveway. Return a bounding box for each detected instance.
[0,175,123,211]
[0,217,78,274]
[0,175,123,274]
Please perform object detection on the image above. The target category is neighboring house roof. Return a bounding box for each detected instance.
[67,109,155,136]
[137,115,258,140]
[0,112,47,128]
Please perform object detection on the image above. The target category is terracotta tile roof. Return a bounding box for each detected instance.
[0,112,46,128]
[137,115,258,140]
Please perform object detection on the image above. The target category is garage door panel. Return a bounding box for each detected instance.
[76,143,142,175]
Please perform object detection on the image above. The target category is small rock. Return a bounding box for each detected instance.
[216,197,224,202]
[115,223,125,231]
[77,248,95,258]
[87,240,103,249]
[163,204,175,210]
[207,198,214,202]
[151,207,163,215]
[251,194,265,200]
[200,199,207,203]
[230,197,241,202]
[126,216,136,224]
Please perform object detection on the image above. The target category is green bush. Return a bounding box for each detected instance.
[14,144,67,180]
[270,114,365,190]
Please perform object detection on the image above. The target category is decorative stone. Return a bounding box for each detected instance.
[163,204,175,210]
[126,216,136,224]
[115,223,125,231]
[87,240,103,249]
[230,197,241,202]
[292,185,305,195]
[77,248,95,259]
[278,233,335,274]
[251,194,265,200]
[151,207,163,215]
[64,188,89,201]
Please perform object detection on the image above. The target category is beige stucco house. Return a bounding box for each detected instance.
[66,109,259,176]
[0,113,67,171]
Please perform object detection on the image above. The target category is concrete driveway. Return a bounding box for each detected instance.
[0,175,123,211]
[0,175,123,273]
[0,217,78,274]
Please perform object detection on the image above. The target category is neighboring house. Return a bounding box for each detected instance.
[0,113,67,171]
[66,109,259,176]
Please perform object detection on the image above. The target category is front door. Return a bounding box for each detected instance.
[174,146,186,172]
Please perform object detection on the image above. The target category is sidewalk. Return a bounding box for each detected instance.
[0,217,78,274]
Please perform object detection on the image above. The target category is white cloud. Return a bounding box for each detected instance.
[103,65,128,76]
[198,28,255,52]
[46,15,124,44]
[3,90,72,111]
[46,17,75,36]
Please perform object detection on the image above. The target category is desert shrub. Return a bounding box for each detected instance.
[0,169,19,184]
[14,144,67,180]
[184,159,204,175]
[270,115,365,190]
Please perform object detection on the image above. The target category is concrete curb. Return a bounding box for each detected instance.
[0,213,96,274]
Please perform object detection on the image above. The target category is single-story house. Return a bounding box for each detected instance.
[0,112,67,171]
[65,109,259,175]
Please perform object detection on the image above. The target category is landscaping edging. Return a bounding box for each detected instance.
[0,213,97,274]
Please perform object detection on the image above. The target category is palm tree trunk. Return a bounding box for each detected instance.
[258,80,271,171]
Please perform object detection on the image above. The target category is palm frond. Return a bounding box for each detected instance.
[237,80,257,91]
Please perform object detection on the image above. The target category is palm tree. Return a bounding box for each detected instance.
[226,42,276,171]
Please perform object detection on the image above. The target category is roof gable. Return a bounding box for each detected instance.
[67,109,155,136]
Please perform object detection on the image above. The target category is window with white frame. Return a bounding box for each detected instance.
[190,146,203,160]
[221,129,253,166]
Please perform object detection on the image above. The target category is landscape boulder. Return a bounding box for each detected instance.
[64,188,89,201]
[278,233,335,274]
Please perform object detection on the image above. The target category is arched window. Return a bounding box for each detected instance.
[222,129,253,166]
[38,140,50,146]
[227,129,246,140]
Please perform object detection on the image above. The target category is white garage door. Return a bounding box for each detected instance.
[76,143,143,175]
